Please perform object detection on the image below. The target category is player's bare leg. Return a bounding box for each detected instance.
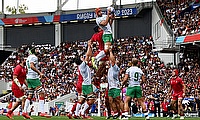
[122,96,131,119]
[114,96,124,119]
[80,95,95,119]
[74,96,85,118]
[105,97,112,119]
[22,90,33,119]
[138,97,150,120]
[7,97,25,120]
[92,42,112,69]
[171,100,178,119]
[178,98,184,119]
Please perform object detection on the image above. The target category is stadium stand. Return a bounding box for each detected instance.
[0,35,199,116]
[157,0,200,37]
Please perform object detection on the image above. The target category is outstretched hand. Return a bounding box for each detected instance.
[88,40,92,47]
[39,72,46,79]
[107,9,111,15]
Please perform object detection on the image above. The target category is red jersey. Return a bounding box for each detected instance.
[170,77,184,93]
[91,31,104,50]
[161,102,169,112]
[12,64,26,89]
[76,69,83,94]
[77,69,83,84]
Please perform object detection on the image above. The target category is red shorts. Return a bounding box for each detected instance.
[76,82,82,94]
[12,88,24,98]
[172,92,183,100]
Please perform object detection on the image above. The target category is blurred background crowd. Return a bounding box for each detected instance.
[157,0,200,37]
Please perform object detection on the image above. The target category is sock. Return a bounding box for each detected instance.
[114,112,118,116]
[81,102,90,115]
[144,112,148,117]
[122,111,128,116]
[95,50,106,61]
[39,97,45,113]
[74,102,82,116]
[23,98,30,113]
[8,110,13,113]
[85,105,91,114]
[70,102,77,114]
[174,110,178,116]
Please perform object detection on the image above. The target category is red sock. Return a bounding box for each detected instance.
[39,97,45,100]
[71,102,77,113]
[85,105,91,114]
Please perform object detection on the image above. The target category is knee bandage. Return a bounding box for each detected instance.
[80,94,87,99]
[27,90,34,95]
[36,87,44,94]
[87,94,96,99]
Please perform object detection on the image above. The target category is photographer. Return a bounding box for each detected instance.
[150,85,161,117]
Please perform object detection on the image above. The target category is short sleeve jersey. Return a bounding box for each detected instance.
[79,61,92,85]
[26,54,39,79]
[77,69,83,84]
[170,77,184,93]
[125,66,143,87]
[91,31,104,50]
[12,64,26,88]
[96,15,112,34]
[108,64,120,89]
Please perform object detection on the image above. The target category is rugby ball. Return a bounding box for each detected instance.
[107,6,115,13]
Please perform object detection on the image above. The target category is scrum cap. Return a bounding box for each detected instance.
[95,8,101,14]
[173,69,179,76]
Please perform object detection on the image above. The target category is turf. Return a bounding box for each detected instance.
[0,116,200,120]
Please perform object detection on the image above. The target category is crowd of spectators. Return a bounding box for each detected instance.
[157,0,200,37]
[0,0,199,116]
[0,35,199,115]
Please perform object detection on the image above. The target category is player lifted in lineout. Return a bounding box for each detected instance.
[92,7,115,69]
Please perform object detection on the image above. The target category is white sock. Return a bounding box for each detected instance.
[39,99,45,113]
[95,50,106,61]
[122,111,128,116]
[81,103,89,115]
[75,102,81,116]
[69,111,73,114]
[23,98,30,113]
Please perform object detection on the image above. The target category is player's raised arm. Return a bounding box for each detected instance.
[121,72,129,87]
[108,8,115,26]
[109,48,115,66]
[98,9,110,26]
[85,40,92,63]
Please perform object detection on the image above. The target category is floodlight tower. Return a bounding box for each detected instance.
[2,0,4,15]
[57,0,70,14]
[112,0,117,6]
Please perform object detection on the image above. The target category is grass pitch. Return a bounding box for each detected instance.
[0,116,200,120]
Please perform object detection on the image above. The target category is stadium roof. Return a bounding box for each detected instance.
[0,0,155,14]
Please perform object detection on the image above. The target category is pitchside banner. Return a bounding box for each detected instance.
[0,8,137,25]
[72,8,137,21]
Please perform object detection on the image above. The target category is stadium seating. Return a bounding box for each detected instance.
[0,35,199,113]
[157,0,200,37]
